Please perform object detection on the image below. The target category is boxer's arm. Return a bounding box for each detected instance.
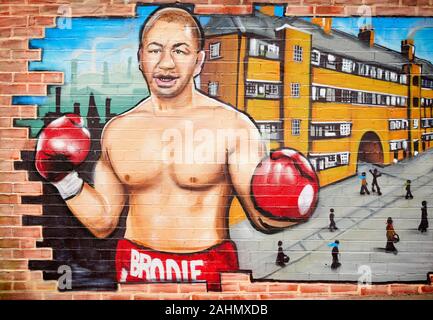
[65,140,127,238]
[227,119,298,233]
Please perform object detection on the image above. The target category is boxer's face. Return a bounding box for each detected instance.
[139,19,204,99]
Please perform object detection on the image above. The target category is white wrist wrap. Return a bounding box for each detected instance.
[52,171,84,200]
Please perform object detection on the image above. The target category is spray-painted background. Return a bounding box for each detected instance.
[13,4,433,291]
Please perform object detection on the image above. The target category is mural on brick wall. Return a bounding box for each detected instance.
[14,4,433,291]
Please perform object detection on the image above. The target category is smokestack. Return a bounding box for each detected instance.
[105,98,112,121]
[71,60,77,85]
[103,61,109,85]
[311,18,332,35]
[127,57,132,78]
[55,87,61,114]
[401,39,415,61]
[358,26,375,47]
[73,102,80,115]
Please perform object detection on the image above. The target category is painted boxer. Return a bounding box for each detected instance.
[35,6,319,291]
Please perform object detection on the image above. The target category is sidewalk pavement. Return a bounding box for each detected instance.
[231,149,433,282]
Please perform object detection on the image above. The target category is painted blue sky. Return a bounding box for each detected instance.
[14,6,433,107]
[29,5,156,82]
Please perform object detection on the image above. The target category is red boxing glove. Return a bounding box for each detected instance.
[251,148,319,222]
[35,114,91,182]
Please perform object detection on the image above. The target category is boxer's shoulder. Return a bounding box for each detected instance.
[197,93,257,130]
[101,99,153,133]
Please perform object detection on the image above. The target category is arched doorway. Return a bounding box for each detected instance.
[358,131,384,165]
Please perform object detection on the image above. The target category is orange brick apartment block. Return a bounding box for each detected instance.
[200,6,433,187]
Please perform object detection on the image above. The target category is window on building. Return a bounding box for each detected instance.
[311,50,320,66]
[400,74,407,84]
[259,44,266,57]
[385,70,390,81]
[266,43,279,59]
[413,97,419,107]
[309,152,350,171]
[365,92,373,104]
[414,119,419,129]
[357,91,363,104]
[390,72,398,82]
[341,153,349,165]
[291,83,300,98]
[323,124,337,137]
[340,123,351,136]
[327,54,336,69]
[328,154,336,163]
[208,82,219,96]
[391,96,397,106]
[335,89,342,102]
[370,66,377,78]
[342,58,354,73]
[249,39,279,59]
[209,43,221,60]
[364,65,370,77]
[258,121,283,141]
[358,63,365,76]
[319,87,327,100]
[249,39,258,56]
[292,119,301,136]
[293,45,303,62]
[245,82,257,96]
[265,84,280,98]
[311,86,317,100]
[413,76,420,86]
[377,68,383,79]
[342,90,351,103]
[258,84,265,97]
[376,94,382,105]
[325,88,335,102]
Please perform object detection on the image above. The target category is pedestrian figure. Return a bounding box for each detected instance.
[385,217,399,254]
[330,240,341,270]
[359,172,370,195]
[329,208,338,232]
[405,179,413,199]
[418,201,429,233]
[276,240,290,267]
[369,168,382,195]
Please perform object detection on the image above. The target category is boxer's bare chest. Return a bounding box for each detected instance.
[107,114,229,189]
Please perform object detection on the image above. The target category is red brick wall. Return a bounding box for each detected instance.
[1,0,433,300]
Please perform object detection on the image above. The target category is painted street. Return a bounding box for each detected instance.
[231,149,433,282]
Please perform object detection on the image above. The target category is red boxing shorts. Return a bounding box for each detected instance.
[115,239,239,291]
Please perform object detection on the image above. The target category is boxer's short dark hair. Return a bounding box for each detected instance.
[139,6,204,52]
